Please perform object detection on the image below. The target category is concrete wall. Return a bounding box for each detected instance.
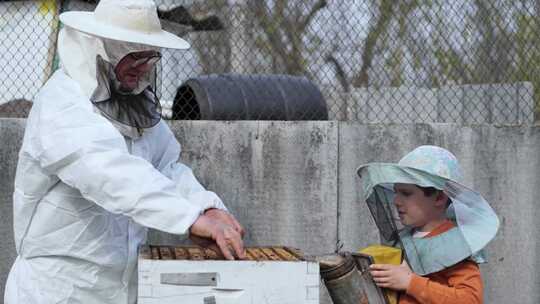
[0,118,538,303]
[0,119,23,302]
[148,121,339,255]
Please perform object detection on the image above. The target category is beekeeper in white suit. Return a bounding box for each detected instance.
[5,0,246,303]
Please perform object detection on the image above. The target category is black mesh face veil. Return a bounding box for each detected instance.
[154,59,162,100]
[90,55,162,129]
[365,184,403,244]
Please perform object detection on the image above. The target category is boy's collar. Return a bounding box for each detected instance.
[425,219,455,238]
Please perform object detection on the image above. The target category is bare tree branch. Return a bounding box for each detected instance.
[299,0,327,32]
[251,0,326,76]
[252,1,290,66]
[352,0,395,87]
[325,53,350,92]
[190,1,231,74]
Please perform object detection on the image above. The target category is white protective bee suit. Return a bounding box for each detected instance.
[5,1,226,303]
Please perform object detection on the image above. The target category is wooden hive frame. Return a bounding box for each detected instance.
[139,245,305,261]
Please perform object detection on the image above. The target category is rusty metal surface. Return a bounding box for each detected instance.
[140,245,305,261]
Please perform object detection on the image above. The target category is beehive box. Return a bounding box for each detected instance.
[138,245,319,304]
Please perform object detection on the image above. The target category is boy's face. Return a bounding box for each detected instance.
[393,183,446,231]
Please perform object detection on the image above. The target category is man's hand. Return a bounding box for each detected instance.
[189,212,246,260]
[189,235,224,258]
[203,208,245,237]
[369,260,413,291]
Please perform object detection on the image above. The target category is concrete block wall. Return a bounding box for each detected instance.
[148,121,340,255]
[0,119,22,302]
[0,118,539,303]
[328,83,535,125]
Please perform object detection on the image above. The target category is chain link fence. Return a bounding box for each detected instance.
[0,0,538,123]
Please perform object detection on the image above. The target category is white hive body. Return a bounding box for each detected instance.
[138,246,320,304]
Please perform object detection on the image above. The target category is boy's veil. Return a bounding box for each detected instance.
[357,146,499,275]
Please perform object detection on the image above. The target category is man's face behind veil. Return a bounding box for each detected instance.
[114,50,162,92]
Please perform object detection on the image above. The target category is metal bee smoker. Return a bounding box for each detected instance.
[319,252,389,304]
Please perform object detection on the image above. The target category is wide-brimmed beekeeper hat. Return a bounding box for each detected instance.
[357,145,500,275]
[59,0,190,50]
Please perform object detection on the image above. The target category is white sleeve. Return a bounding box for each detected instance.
[154,121,228,212]
[36,95,203,235]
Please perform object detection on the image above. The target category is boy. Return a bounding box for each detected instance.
[357,145,499,304]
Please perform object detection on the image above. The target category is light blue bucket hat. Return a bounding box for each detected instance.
[357,145,499,275]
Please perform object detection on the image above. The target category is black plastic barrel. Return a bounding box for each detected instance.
[172,74,328,120]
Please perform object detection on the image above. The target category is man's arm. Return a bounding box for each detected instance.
[153,121,228,211]
[152,121,245,237]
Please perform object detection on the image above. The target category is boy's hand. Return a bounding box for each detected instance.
[369,261,413,291]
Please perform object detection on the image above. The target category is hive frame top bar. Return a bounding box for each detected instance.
[139,245,306,261]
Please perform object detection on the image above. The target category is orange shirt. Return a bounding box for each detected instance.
[399,220,483,304]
